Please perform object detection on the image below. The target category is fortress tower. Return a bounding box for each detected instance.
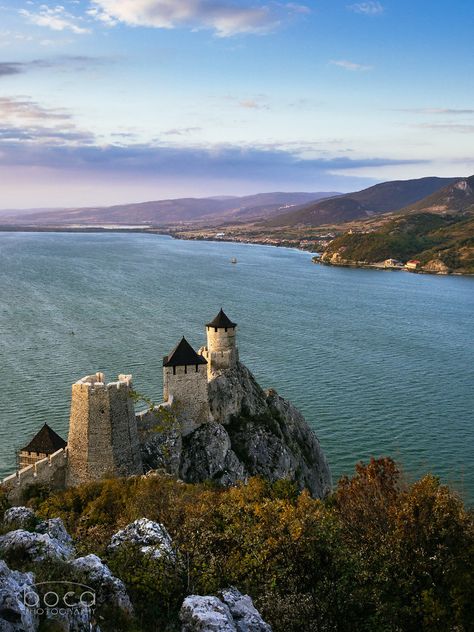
[200,309,239,378]
[67,373,143,486]
[163,337,210,434]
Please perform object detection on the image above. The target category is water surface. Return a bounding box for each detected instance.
[0,232,472,500]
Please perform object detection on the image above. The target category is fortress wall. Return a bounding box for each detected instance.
[206,326,237,353]
[108,377,143,477]
[163,364,210,435]
[1,448,68,505]
[67,373,142,486]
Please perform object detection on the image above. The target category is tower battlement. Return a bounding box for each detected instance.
[201,308,239,377]
[67,372,142,486]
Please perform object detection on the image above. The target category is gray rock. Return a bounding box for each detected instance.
[0,560,39,632]
[2,508,36,531]
[35,518,75,558]
[180,595,236,632]
[69,555,132,615]
[180,589,271,632]
[108,518,174,560]
[0,529,73,563]
[220,588,271,632]
[180,423,246,487]
[140,361,332,499]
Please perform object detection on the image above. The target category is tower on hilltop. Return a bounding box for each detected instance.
[67,373,143,486]
[163,337,211,434]
[201,308,239,377]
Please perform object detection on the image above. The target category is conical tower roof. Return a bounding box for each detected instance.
[206,308,237,329]
[163,337,207,367]
[21,423,67,454]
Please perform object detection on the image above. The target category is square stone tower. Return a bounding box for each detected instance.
[163,337,211,435]
[200,309,239,378]
[67,373,143,486]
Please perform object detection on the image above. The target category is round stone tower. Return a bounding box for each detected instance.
[67,373,143,486]
[163,337,211,435]
[201,308,239,377]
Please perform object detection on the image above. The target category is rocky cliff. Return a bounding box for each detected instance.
[139,362,331,499]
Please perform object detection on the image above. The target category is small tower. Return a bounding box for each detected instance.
[67,373,143,486]
[18,424,67,470]
[163,337,210,434]
[201,308,239,377]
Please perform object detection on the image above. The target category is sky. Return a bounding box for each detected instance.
[0,0,473,208]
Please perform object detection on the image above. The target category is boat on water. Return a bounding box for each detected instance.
[230,257,238,264]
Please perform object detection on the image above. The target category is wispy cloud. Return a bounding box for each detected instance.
[414,123,474,134]
[399,108,474,115]
[20,5,91,34]
[0,96,71,121]
[330,59,373,71]
[0,63,24,77]
[0,56,111,79]
[88,0,308,37]
[347,2,384,15]
[162,127,203,136]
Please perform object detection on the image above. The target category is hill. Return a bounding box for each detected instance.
[265,177,459,227]
[403,175,474,214]
[320,210,474,273]
[0,192,338,227]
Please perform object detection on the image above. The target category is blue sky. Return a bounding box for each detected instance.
[0,0,473,207]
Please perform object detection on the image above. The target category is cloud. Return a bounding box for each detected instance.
[330,59,373,71]
[0,96,71,121]
[20,5,91,34]
[348,2,384,15]
[89,0,307,36]
[0,56,111,79]
[398,108,474,115]
[162,127,203,136]
[0,63,24,77]
[414,123,474,134]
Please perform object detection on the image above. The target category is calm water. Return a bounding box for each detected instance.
[0,232,473,501]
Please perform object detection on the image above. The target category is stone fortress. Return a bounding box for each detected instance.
[2,309,332,502]
[1,309,253,501]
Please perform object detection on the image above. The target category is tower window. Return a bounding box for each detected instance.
[225,328,228,332]
[195,364,199,372]
[184,365,187,374]
[173,366,176,375]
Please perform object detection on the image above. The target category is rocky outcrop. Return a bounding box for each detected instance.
[180,588,271,632]
[423,259,450,274]
[140,362,331,499]
[0,560,39,632]
[69,554,133,615]
[0,528,74,564]
[108,518,174,560]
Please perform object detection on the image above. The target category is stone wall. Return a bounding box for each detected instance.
[201,326,239,377]
[163,365,210,435]
[67,373,142,486]
[1,448,68,503]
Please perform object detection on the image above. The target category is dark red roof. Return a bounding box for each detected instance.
[206,308,237,329]
[163,337,207,367]
[21,423,67,454]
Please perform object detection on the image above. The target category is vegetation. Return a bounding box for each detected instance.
[4,458,471,632]
[323,212,474,272]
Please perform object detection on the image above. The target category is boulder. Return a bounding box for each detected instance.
[69,555,132,615]
[180,596,236,632]
[219,588,271,632]
[108,518,174,560]
[2,508,36,531]
[180,589,272,632]
[0,560,39,632]
[36,518,75,558]
[0,529,73,563]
